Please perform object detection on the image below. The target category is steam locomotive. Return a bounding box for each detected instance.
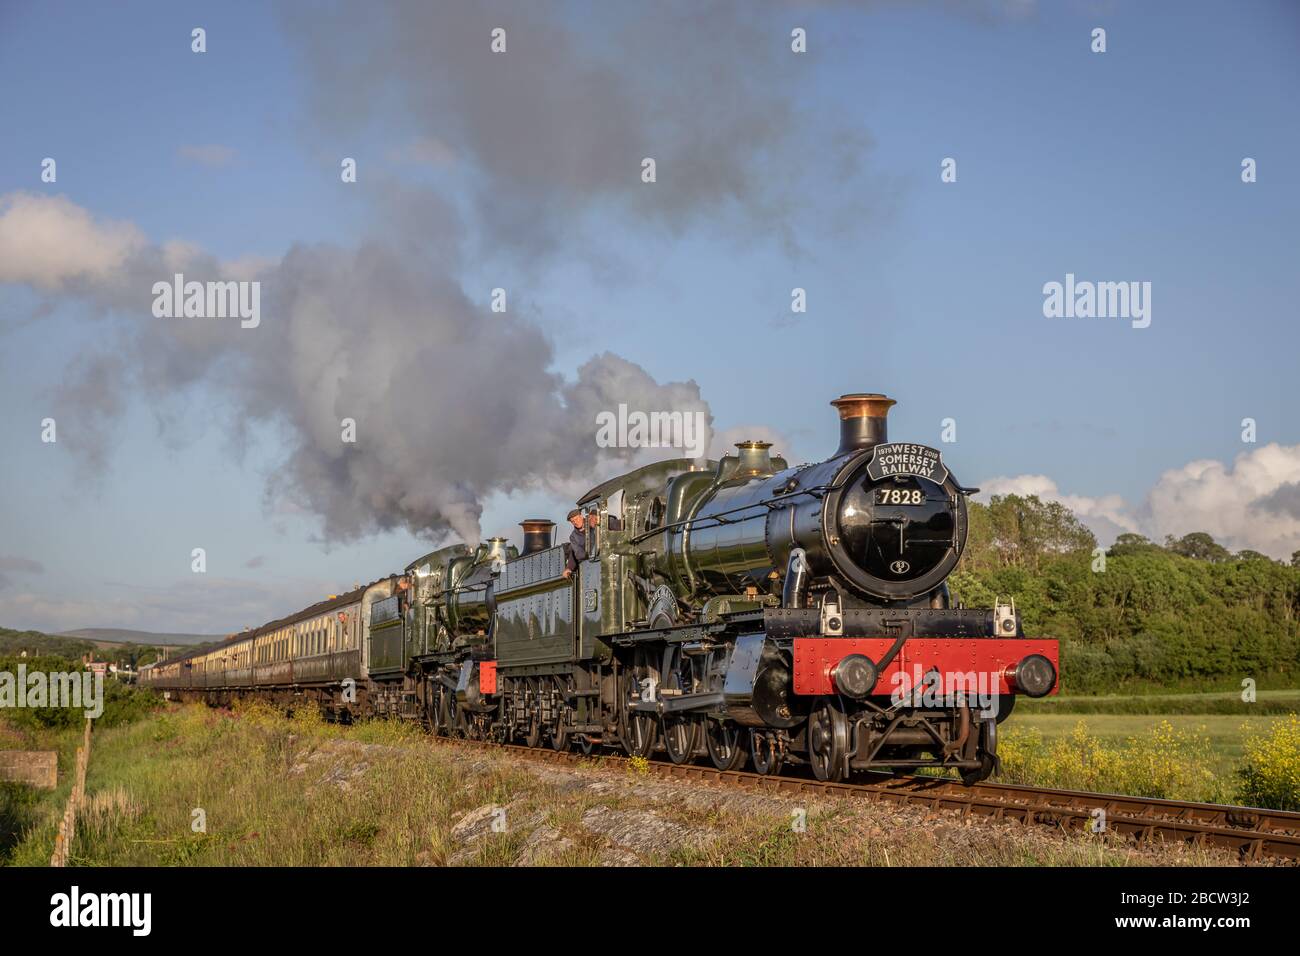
[143,393,1058,784]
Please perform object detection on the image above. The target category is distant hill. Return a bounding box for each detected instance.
[0,625,207,668]
[58,628,223,647]
[0,627,96,659]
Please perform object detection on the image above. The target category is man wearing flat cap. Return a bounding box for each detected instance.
[563,507,587,579]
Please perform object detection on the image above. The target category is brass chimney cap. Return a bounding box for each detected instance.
[520,518,555,530]
[831,393,895,420]
[735,440,772,450]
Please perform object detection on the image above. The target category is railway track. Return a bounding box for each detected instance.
[435,734,1300,862]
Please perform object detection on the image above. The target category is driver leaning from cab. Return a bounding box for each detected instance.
[563,508,587,579]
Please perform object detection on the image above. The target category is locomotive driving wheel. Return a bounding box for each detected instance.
[705,719,746,771]
[808,697,849,783]
[438,682,464,737]
[422,680,438,733]
[429,684,446,736]
[660,647,699,764]
[662,714,700,764]
[749,729,784,776]
[619,670,657,758]
[550,684,571,752]
[523,678,542,748]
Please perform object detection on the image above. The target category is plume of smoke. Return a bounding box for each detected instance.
[3,2,905,543]
[0,192,712,543]
[282,0,874,258]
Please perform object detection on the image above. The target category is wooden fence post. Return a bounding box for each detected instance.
[50,718,93,867]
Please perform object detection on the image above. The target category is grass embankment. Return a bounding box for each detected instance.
[16,702,534,866]
[2,702,1255,867]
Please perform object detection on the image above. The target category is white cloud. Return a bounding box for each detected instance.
[979,443,1300,560]
[1144,443,1300,559]
[0,192,145,290]
[976,474,1140,548]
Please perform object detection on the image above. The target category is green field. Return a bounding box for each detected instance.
[1010,713,1278,781]
[996,690,1300,806]
[1019,688,1300,715]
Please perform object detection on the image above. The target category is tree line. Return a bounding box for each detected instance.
[951,495,1300,693]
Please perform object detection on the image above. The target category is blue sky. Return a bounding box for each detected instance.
[1,0,1297,634]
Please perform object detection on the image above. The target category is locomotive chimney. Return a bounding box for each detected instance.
[831,393,895,456]
[734,440,775,476]
[519,519,555,556]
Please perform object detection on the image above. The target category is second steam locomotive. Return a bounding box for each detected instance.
[144,393,1059,784]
